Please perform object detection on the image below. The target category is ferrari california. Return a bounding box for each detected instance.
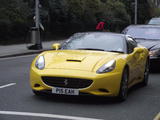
[30,32,149,101]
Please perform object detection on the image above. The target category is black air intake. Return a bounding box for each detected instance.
[41,77,93,89]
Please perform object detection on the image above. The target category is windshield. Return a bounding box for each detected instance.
[126,27,160,40]
[148,19,160,25]
[61,33,125,53]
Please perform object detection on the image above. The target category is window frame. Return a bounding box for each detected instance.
[126,36,138,54]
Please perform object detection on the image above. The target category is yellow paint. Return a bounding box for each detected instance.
[154,113,160,120]
[52,43,61,50]
[30,48,148,97]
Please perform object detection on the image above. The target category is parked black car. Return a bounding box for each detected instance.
[122,25,160,68]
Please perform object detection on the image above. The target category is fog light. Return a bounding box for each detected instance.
[34,84,40,87]
[98,88,109,93]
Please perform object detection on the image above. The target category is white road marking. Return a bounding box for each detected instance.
[0,83,16,89]
[154,112,160,120]
[0,111,102,120]
[0,54,36,61]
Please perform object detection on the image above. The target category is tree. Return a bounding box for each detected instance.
[120,0,156,24]
[48,0,130,33]
[0,0,31,44]
[0,0,132,44]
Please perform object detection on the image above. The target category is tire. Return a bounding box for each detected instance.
[118,68,129,101]
[142,59,149,86]
[32,90,43,96]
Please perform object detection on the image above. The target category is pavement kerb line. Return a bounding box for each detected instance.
[0,49,47,59]
[0,54,36,61]
[0,111,103,120]
[0,83,16,89]
[154,112,160,120]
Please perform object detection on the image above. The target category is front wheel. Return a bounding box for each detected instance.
[142,59,149,86]
[32,90,43,96]
[118,68,129,101]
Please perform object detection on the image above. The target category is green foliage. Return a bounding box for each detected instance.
[138,0,151,24]
[102,0,131,31]
[48,0,130,33]
[1,0,158,44]
[0,0,31,43]
[152,8,160,16]
[120,0,155,24]
[147,0,160,17]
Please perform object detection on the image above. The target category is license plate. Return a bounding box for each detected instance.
[52,87,79,95]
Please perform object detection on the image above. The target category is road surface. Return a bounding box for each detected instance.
[0,55,160,120]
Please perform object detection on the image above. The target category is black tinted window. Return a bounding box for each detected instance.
[127,37,137,53]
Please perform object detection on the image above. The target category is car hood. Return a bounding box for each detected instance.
[44,50,121,72]
[136,39,160,50]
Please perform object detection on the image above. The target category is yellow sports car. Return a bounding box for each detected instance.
[30,32,149,101]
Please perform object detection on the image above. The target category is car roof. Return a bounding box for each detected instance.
[150,17,160,20]
[126,24,160,29]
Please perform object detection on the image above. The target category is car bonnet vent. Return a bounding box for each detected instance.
[66,59,81,62]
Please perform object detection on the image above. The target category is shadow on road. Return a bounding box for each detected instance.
[32,94,122,105]
[32,84,146,105]
[31,79,154,105]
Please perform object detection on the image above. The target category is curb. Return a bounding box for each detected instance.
[0,40,66,59]
[0,49,51,58]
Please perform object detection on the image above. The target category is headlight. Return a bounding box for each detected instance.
[97,60,116,74]
[149,49,160,57]
[35,56,45,70]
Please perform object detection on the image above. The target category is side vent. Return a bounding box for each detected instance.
[66,59,81,62]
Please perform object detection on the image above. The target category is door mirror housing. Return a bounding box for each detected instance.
[134,47,143,53]
[52,43,61,50]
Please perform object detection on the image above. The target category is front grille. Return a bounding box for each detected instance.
[41,76,93,89]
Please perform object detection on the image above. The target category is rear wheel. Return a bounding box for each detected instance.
[142,59,149,86]
[118,68,129,101]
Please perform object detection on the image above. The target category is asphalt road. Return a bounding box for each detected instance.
[0,55,160,120]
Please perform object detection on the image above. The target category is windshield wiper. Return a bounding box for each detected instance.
[77,48,105,51]
[146,39,160,41]
[134,38,146,40]
[135,38,160,41]
[107,50,124,53]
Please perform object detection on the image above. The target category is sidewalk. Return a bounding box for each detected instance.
[0,40,65,58]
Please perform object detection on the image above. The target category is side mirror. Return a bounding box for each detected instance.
[134,47,143,53]
[52,43,61,50]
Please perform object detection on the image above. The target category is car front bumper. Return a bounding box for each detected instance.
[30,67,122,97]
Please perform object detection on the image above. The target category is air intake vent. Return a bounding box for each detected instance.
[66,59,81,62]
[41,77,93,89]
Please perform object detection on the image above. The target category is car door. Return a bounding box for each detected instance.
[129,39,145,79]
[132,47,144,79]
[134,46,146,80]
[126,38,141,85]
